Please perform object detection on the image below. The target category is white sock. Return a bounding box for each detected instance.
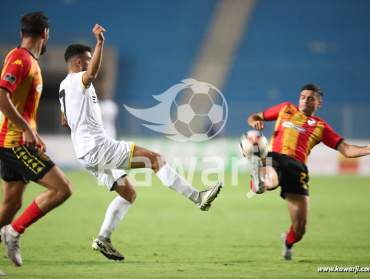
[156,163,200,203]
[98,196,131,239]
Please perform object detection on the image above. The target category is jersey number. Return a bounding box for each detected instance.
[59,89,67,122]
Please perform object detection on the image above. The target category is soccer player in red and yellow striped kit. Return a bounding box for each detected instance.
[248,84,370,260]
[0,12,73,267]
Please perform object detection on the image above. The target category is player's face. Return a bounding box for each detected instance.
[80,52,92,71]
[299,90,321,116]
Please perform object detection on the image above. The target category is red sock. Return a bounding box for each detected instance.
[11,201,44,234]
[286,225,296,248]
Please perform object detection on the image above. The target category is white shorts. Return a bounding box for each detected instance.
[78,138,135,190]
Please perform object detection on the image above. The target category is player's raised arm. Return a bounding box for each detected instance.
[248,102,290,130]
[0,88,37,145]
[82,24,106,88]
[337,141,370,158]
[247,112,264,130]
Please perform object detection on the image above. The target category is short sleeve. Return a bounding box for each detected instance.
[58,82,65,113]
[71,71,87,91]
[262,102,290,121]
[0,51,31,94]
[322,121,343,150]
[60,98,64,113]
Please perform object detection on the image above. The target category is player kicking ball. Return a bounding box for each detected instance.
[59,24,222,261]
[246,84,370,260]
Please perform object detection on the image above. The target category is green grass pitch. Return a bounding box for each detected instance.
[1,171,370,278]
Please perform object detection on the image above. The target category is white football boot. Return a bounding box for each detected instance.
[281,232,293,260]
[197,182,223,211]
[249,155,265,194]
[92,236,124,261]
[1,225,22,266]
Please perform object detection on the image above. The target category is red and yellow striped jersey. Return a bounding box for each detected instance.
[263,102,343,163]
[0,47,42,147]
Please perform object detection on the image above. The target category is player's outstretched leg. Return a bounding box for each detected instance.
[249,155,265,194]
[2,166,72,266]
[92,176,136,261]
[249,155,280,194]
[131,146,222,211]
[281,193,309,260]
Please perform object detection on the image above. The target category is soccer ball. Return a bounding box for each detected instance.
[239,130,269,159]
[170,80,227,142]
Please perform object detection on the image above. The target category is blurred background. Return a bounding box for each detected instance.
[0,0,369,174]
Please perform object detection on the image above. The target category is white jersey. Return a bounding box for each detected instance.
[59,71,107,158]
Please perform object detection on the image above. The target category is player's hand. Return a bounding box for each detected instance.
[253,120,264,130]
[23,127,37,147]
[92,24,106,43]
[35,132,46,152]
[366,144,370,155]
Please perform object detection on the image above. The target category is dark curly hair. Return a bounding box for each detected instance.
[21,12,49,37]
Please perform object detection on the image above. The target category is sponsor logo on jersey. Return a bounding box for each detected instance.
[307,118,316,126]
[3,73,16,84]
[282,121,306,133]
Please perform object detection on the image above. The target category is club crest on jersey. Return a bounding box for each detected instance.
[3,73,16,84]
[282,121,306,133]
[307,118,316,126]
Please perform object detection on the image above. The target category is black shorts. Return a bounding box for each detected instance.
[0,145,55,183]
[268,152,309,199]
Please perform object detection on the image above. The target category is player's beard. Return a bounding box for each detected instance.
[299,104,315,116]
[40,44,47,55]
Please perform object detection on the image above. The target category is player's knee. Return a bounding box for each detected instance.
[63,181,73,200]
[115,176,136,203]
[58,179,73,201]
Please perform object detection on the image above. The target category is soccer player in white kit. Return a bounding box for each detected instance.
[59,24,222,261]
